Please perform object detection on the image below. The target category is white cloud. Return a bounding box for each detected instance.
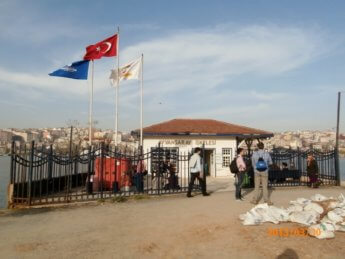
[250,90,288,101]
[0,66,90,95]
[0,23,336,130]
[118,24,331,102]
[0,24,331,96]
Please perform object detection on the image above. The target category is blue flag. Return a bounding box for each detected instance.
[49,60,90,80]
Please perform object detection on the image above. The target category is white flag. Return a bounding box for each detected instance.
[110,57,142,86]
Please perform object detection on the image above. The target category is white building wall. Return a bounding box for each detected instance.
[143,135,237,177]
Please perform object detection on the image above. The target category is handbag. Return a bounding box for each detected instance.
[241,172,251,187]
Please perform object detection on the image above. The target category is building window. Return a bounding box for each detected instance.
[222,148,232,167]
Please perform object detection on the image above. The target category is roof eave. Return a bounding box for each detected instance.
[143,132,274,138]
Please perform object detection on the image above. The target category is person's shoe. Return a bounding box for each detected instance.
[187,194,193,198]
[251,200,258,205]
[203,193,210,196]
[236,199,241,202]
[240,196,245,201]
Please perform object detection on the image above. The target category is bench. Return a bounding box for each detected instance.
[268,170,301,182]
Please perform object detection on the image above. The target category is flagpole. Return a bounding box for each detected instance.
[140,54,144,148]
[89,60,94,146]
[115,26,120,146]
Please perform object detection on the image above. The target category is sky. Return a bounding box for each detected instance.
[1,0,345,133]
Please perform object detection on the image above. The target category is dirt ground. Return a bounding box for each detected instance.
[0,186,345,259]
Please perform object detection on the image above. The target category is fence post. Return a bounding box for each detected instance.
[8,141,15,208]
[28,141,35,206]
[10,141,15,184]
[87,145,93,194]
[335,148,340,185]
[48,144,53,180]
[335,91,341,186]
[100,142,104,199]
[296,147,300,168]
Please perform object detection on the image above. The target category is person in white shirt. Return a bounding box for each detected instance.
[235,148,246,201]
[187,148,209,198]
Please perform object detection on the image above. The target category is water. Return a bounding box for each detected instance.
[0,156,10,208]
[0,155,345,209]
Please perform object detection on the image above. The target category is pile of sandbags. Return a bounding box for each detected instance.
[239,193,345,239]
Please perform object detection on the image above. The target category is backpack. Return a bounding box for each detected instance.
[256,156,268,171]
[230,157,239,174]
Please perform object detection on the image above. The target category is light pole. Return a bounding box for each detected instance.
[335,92,341,185]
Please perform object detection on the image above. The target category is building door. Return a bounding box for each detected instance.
[203,149,215,177]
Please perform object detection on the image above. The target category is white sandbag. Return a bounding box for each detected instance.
[331,208,345,217]
[240,212,258,225]
[268,206,290,222]
[240,204,270,225]
[289,211,318,226]
[311,194,328,202]
[286,204,304,213]
[336,194,345,208]
[338,193,345,203]
[304,202,324,214]
[320,222,337,232]
[255,204,290,224]
[308,224,335,239]
[241,209,264,225]
[255,207,280,224]
[290,198,312,207]
[320,215,330,223]
[328,211,343,223]
[240,204,290,225]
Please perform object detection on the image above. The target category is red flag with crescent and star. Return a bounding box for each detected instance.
[83,34,118,60]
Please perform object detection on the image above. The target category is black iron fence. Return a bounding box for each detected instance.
[9,142,201,207]
[244,148,338,188]
[8,142,338,207]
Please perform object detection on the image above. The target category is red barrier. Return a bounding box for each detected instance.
[93,157,131,191]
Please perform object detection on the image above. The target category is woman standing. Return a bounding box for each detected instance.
[235,148,246,201]
[307,154,319,188]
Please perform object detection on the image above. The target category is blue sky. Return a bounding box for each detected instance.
[1,0,345,132]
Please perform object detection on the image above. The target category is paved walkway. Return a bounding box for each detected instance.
[206,176,235,193]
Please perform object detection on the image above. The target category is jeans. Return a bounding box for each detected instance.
[235,172,244,199]
[187,172,206,195]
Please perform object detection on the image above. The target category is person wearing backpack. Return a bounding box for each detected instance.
[235,148,246,201]
[251,142,273,205]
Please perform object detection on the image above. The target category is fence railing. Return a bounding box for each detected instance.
[243,148,338,188]
[8,142,201,207]
[8,142,338,207]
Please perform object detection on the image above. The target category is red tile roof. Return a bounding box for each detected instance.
[143,119,273,137]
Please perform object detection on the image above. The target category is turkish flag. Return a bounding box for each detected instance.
[83,34,118,60]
